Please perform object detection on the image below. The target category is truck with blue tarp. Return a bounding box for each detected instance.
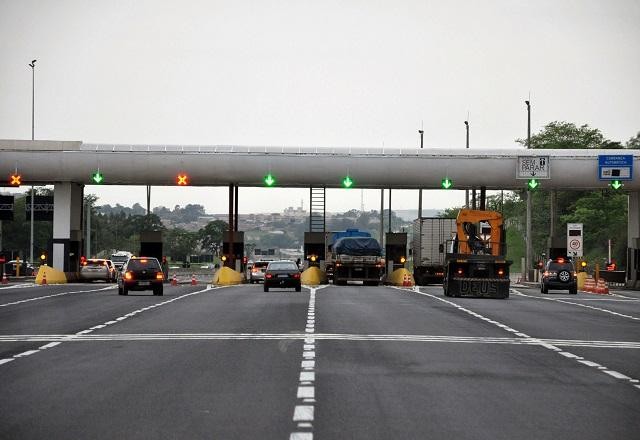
[330,236,384,286]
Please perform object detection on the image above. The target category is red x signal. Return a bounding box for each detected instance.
[176,174,189,186]
[9,174,22,186]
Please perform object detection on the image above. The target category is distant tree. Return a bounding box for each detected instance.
[164,228,199,261]
[516,121,604,149]
[199,220,228,254]
[627,132,640,149]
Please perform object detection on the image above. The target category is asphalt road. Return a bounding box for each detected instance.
[0,281,638,439]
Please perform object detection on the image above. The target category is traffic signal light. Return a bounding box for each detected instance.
[610,180,623,190]
[91,170,104,184]
[441,178,453,189]
[242,256,248,264]
[527,179,539,190]
[39,251,47,263]
[342,176,354,189]
[309,255,317,262]
[400,256,406,264]
[220,255,227,262]
[264,173,276,187]
[176,174,189,186]
[9,173,21,186]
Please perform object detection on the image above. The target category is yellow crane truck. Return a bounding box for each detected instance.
[442,209,511,299]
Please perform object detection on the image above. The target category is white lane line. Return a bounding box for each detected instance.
[0,285,115,307]
[0,283,36,290]
[513,290,640,321]
[0,285,223,368]
[405,286,640,390]
[290,287,316,440]
[0,358,15,365]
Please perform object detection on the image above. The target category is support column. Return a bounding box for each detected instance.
[53,183,83,272]
[627,192,640,287]
[525,191,532,281]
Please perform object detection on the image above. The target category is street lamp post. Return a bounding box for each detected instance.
[28,59,36,266]
[525,99,532,281]
[464,121,469,208]
[418,129,424,218]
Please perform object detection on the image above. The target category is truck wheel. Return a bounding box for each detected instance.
[295,285,302,292]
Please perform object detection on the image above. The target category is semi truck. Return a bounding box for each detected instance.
[331,236,384,286]
[442,209,511,299]
[411,217,457,285]
[324,229,372,280]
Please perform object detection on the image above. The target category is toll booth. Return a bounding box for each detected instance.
[223,231,244,271]
[385,232,407,272]
[140,231,163,261]
[304,232,325,268]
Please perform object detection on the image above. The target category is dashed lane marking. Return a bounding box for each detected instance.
[513,290,640,321]
[290,286,316,440]
[0,285,223,367]
[400,286,640,391]
[0,285,115,307]
[0,283,36,290]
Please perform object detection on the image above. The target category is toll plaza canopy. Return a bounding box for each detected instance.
[1,139,639,190]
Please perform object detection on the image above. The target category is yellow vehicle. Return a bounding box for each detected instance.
[443,209,511,299]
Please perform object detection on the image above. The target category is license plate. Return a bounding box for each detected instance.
[278,274,288,278]
[138,281,150,286]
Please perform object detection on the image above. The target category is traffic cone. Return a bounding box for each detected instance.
[583,277,595,293]
[191,274,197,285]
[171,274,178,286]
[1,273,7,284]
[41,271,47,285]
[402,273,413,287]
[595,279,609,295]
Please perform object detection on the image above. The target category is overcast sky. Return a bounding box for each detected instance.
[1,0,639,214]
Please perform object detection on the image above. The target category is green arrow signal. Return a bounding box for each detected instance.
[342,176,354,188]
[91,171,104,184]
[610,180,623,190]
[264,173,276,187]
[441,178,453,189]
[527,179,539,190]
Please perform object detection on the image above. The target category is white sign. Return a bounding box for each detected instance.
[567,223,583,257]
[517,156,551,179]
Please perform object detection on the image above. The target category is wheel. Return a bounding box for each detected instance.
[295,285,302,292]
[122,286,128,296]
[153,286,163,296]
[569,286,577,295]
[118,285,123,295]
[264,285,269,292]
[541,284,548,294]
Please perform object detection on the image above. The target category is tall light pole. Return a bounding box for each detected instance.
[418,129,424,218]
[464,120,469,208]
[28,59,36,265]
[525,99,532,281]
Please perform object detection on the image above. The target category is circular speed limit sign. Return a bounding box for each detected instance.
[569,239,581,250]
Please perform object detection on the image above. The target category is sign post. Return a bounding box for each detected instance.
[567,223,584,257]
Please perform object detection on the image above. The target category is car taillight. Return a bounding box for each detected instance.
[266,273,273,279]
[82,261,87,266]
[543,271,549,277]
[497,268,504,276]
[293,273,301,279]
[124,271,133,281]
[456,268,464,276]
[156,272,164,280]
[252,268,258,273]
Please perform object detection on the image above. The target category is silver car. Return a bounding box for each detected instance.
[79,259,112,283]
[249,261,270,283]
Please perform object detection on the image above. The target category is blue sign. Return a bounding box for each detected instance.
[598,155,633,181]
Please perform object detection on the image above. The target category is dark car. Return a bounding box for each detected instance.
[541,258,577,294]
[118,256,164,296]
[264,260,302,292]
[3,260,35,276]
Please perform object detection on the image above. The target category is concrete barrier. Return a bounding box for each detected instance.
[212,267,243,286]
[35,265,67,285]
[301,267,327,286]
[388,268,415,286]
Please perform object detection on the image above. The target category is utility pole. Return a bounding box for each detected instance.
[28,59,36,265]
[525,99,532,281]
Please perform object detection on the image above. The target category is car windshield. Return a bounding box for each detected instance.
[127,259,161,270]
[254,262,270,268]
[268,262,298,271]
[85,260,106,267]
